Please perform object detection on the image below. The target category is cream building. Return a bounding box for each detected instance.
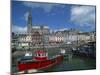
[17,34,32,49]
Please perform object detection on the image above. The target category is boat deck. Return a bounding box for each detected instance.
[18,54,62,63]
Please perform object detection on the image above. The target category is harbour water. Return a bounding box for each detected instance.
[44,55,96,72]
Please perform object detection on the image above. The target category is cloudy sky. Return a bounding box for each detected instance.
[12,1,96,33]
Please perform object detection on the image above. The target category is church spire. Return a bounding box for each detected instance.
[27,9,32,34]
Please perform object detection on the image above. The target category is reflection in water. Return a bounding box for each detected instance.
[44,55,96,72]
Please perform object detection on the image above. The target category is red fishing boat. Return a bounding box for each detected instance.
[18,50,63,73]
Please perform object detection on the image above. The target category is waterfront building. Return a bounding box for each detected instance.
[49,29,80,45]
[12,32,19,49]
[62,30,78,42]
[49,34,57,45]
[32,31,42,46]
[31,26,50,46]
[55,31,64,43]
[31,26,50,35]
[17,34,31,49]
[89,31,96,41]
[78,32,91,41]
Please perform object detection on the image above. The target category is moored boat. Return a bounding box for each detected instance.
[18,50,63,73]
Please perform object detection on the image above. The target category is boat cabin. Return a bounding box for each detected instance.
[25,52,32,57]
[34,50,48,61]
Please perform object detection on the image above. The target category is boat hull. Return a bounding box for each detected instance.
[18,55,63,72]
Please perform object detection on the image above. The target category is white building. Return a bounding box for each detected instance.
[78,32,91,41]
[49,32,64,43]
[16,34,32,49]
[63,32,77,42]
